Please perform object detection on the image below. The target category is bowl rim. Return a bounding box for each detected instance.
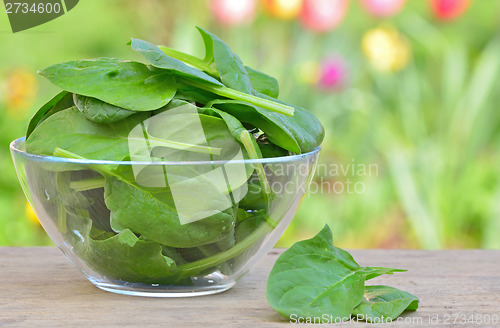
[11,137,321,166]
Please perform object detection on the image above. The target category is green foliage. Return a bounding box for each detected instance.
[39,58,177,111]
[20,27,323,283]
[2,0,500,249]
[352,285,419,323]
[26,107,150,161]
[266,225,417,322]
[73,94,135,124]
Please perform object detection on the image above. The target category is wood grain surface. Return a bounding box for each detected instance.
[0,247,499,327]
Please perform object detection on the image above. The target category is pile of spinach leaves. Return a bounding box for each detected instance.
[25,27,324,284]
[266,225,419,323]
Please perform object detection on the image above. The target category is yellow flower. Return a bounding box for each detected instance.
[25,202,40,226]
[263,0,303,20]
[4,69,38,120]
[294,60,321,85]
[361,26,411,73]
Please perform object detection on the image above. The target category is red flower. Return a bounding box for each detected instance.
[300,0,349,33]
[211,0,256,26]
[430,0,470,21]
[360,0,406,17]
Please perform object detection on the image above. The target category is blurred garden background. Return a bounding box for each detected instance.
[1,0,500,249]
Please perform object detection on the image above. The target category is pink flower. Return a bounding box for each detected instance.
[318,57,347,90]
[211,0,256,26]
[300,0,349,33]
[430,0,470,21]
[360,0,406,17]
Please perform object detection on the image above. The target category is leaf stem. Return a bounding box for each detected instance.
[177,216,277,277]
[177,77,294,116]
[158,46,218,76]
[240,130,272,197]
[70,177,106,191]
[57,203,67,234]
[128,135,222,155]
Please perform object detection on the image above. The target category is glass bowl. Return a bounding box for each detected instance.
[10,137,319,297]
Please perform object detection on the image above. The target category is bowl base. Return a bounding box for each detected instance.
[88,278,235,297]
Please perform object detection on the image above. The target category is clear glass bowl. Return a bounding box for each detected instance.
[10,137,319,297]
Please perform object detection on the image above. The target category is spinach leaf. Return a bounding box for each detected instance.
[68,215,184,284]
[352,285,419,323]
[245,66,279,98]
[39,58,177,111]
[266,225,366,321]
[266,225,406,321]
[196,26,253,94]
[73,94,135,124]
[40,92,75,123]
[26,91,69,138]
[104,175,236,248]
[209,99,324,153]
[131,37,294,116]
[26,107,150,162]
[238,177,266,210]
[258,141,289,158]
[129,38,223,86]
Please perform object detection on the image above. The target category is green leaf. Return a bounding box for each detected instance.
[73,94,135,124]
[157,45,218,76]
[245,66,279,98]
[129,38,223,86]
[258,141,289,158]
[130,35,294,116]
[26,91,67,138]
[196,27,278,98]
[196,26,253,94]
[266,225,407,322]
[39,58,177,111]
[68,215,184,284]
[210,99,324,153]
[359,266,407,281]
[26,107,150,162]
[266,225,366,321]
[104,174,236,248]
[352,285,419,323]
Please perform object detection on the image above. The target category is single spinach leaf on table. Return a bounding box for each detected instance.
[39,58,177,111]
[266,224,366,321]
[266,225,405,321]
[73,94,135,124]
[352,285,419,323]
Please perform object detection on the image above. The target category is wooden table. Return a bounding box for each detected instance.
[1,248,499,327]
